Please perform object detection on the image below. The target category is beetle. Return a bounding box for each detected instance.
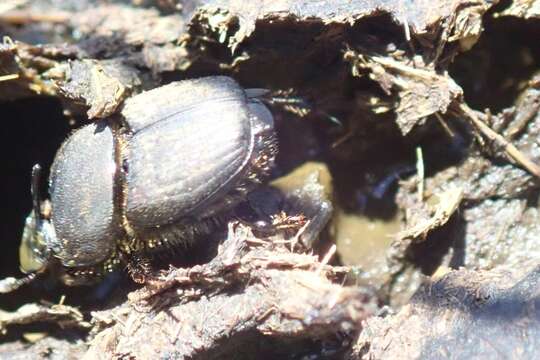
[0,76,277,292]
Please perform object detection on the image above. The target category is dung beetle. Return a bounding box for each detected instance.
[0,76,277,292]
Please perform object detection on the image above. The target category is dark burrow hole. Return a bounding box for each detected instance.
[0,98,68,266]
[196,330,349,360]
[449,11,540,113]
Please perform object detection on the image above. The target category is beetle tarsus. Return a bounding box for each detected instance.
[127,254,154,284]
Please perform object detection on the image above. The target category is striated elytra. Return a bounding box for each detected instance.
[5,76,277,289]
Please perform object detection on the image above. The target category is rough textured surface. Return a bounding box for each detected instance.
[86,223,378,359]
[125,77,253,228]
[351,263,540,360]
[49,122,118,268]
[0,337,87,360]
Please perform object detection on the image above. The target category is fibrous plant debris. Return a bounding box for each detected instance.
[86,222,378,359]
[1,0,540,358]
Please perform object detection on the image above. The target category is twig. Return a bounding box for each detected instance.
[457,102,540,179]
[0,73,18,82]
[331,126,355,148]
[316,244,336,275]
[434,112,455,138]
[416,147,424,202]
[0,10,70,24]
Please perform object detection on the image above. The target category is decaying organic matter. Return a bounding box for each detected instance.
[86,222,378,359]
[351,262,540,359]
[1,0,540,358]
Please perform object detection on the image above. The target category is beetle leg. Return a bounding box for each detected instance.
[30,164,42,224]
[126,253,154,284]
[0,273,37,293]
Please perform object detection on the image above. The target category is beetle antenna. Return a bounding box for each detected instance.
[250,88,343,127]
[0,273,37,293]
[31,164,43,223]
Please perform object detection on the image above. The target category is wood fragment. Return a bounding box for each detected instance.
[316,244,337,275]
